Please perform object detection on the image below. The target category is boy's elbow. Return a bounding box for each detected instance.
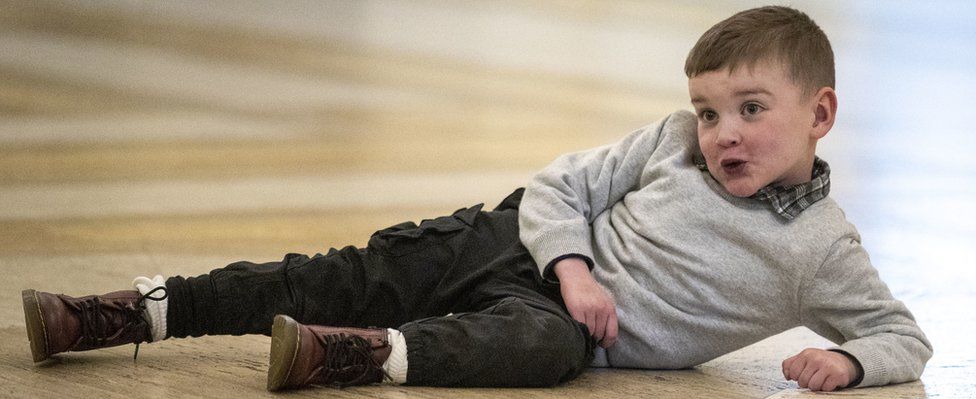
[915,336,934,379]
[897,335,932,385]
[896,323,934,383]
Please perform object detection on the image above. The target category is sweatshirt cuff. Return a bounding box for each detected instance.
[828,348,865,388]
[832,342,886,388]
[522,229,595,282]
[542,253,594,284]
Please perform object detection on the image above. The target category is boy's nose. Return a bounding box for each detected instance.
[716,124,741,147]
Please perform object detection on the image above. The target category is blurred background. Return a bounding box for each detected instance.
[0,1,973,397]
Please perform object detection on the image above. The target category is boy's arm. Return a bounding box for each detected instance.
[553,257,618,348]
[518,111,690,348]
[518,112,684,282]
[795,235,933,390]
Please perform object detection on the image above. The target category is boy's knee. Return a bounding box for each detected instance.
[490,297,593,381]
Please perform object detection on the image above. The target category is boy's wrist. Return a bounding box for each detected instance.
[544,254,593,283]
[553,258,594,286]
[828,349,864,387]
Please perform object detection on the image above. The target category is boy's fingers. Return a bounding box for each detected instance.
[584,312,596,338]
[781,356,794,379]
[593,313,607,341]
[603,311,619,348]
[797,365,817,388]
[569,308,585,326]
[822,374,844,392]
[807,369,828,391]
[789,355,810,382]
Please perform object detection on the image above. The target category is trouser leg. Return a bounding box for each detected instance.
[165,189,524,338]
[165,251,357,338]
[399,242,595,387]
[162,188,594,387]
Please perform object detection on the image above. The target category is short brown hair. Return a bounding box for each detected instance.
[685,6,835,95]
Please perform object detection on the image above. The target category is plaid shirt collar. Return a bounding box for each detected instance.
[694,154,831,220]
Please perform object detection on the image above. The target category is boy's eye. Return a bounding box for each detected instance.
[742,103,763,115]
[700,110,718,122]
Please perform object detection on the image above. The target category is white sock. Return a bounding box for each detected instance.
[382,328,408,384]
[132,275,168,342]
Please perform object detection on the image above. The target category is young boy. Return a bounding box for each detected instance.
[21,5,930,393]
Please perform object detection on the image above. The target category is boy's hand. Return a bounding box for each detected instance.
[553,258,618,348]
[782,348,859,392]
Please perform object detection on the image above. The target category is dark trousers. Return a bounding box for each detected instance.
[163,188,595,387]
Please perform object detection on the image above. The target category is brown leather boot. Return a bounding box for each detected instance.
[21,287,167,362]
[267,315,392,391]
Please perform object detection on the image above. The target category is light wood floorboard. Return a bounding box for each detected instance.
[1,1,973,398]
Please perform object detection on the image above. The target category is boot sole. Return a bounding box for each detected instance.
[267,314,301,391]
[21,289,50,363]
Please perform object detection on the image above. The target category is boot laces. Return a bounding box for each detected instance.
[72,286,168,361]
[309,332,391,388]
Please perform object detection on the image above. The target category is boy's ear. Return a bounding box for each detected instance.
[811,87,837,139]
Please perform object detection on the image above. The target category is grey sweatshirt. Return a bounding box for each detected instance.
[518,110,932,388]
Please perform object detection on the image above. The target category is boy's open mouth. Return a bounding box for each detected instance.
[720,159,747,174]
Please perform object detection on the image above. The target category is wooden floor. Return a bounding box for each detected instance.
[1,1,974,398]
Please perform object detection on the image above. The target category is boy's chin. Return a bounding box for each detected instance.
[721,181,760,198]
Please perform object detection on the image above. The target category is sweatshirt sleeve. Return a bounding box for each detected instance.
[518,111,682,282]
[799,234,933,388]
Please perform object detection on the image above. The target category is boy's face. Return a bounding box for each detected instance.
[688,60,829,198]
